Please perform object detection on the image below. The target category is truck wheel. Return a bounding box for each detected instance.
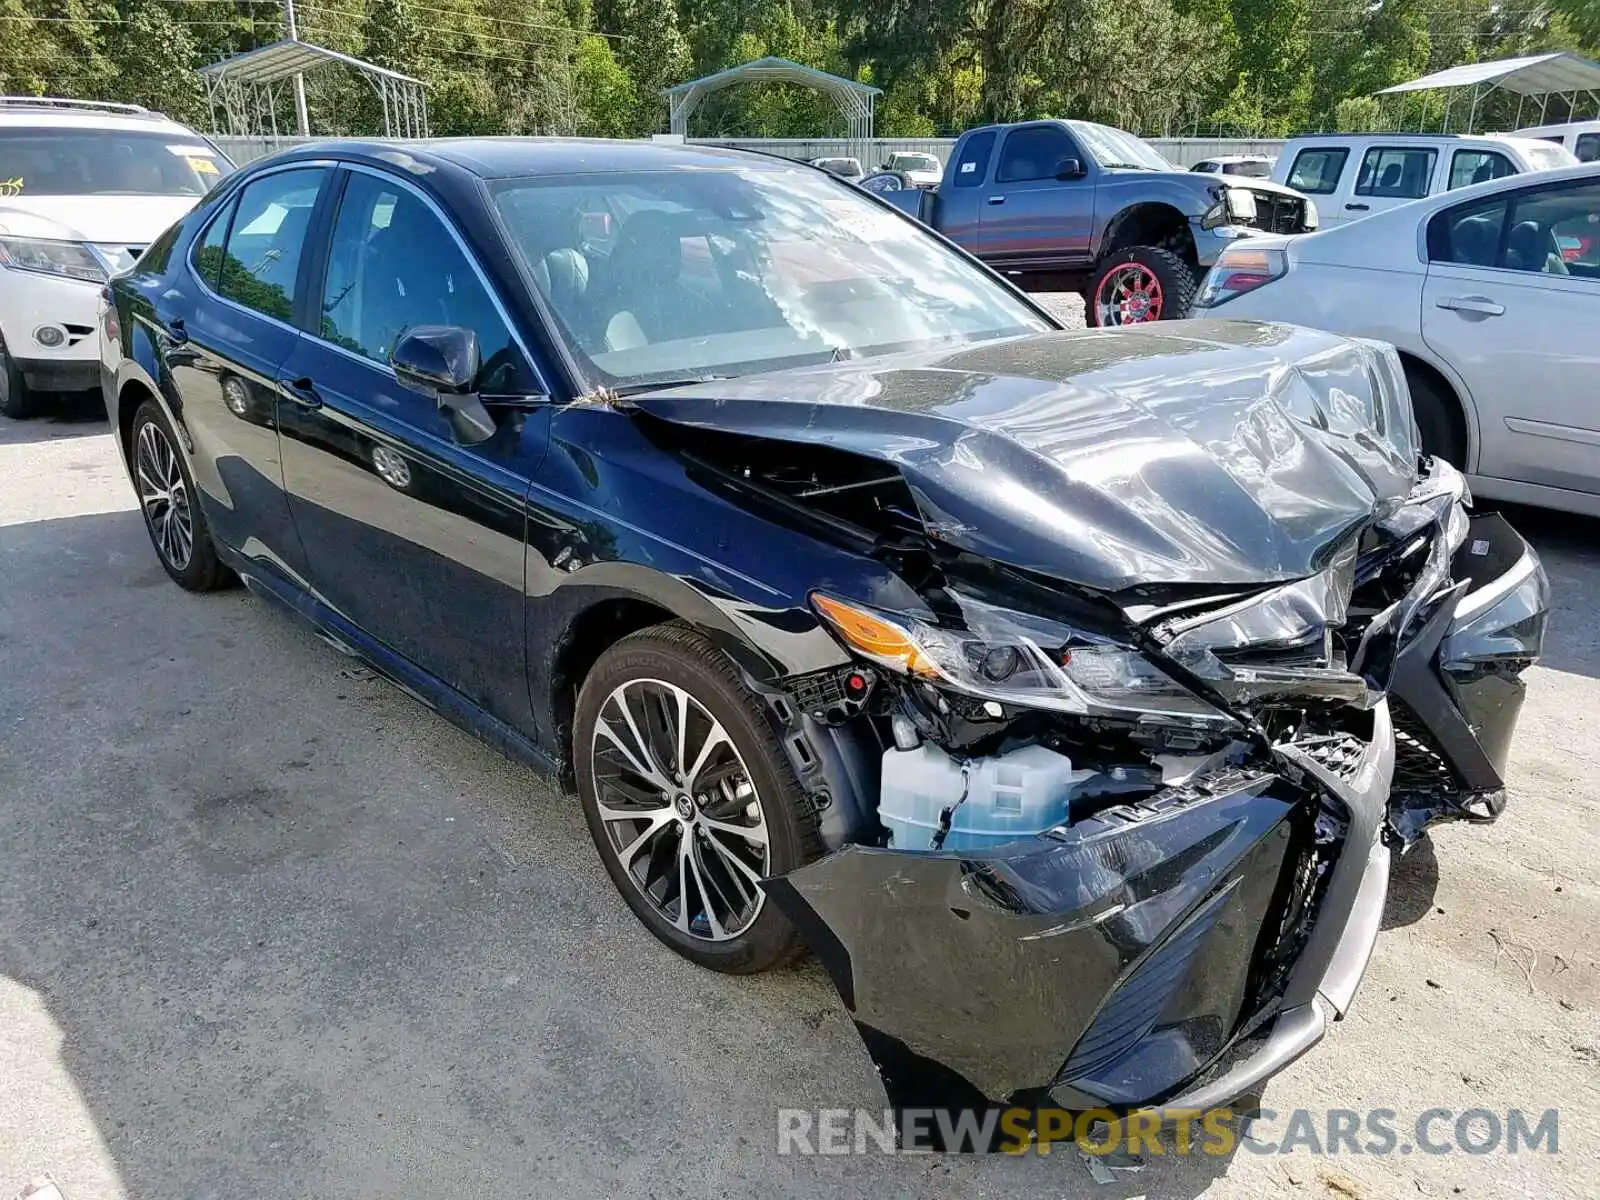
[1087,246,1197,327]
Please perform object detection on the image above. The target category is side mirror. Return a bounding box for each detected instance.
[390,325,496,445]
[1054,157,1086,180]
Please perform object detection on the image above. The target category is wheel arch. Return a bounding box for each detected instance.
[1394,347,1477,470]
[535,571,845,781]
[114,357,187,471]
[1099,202,1197,267]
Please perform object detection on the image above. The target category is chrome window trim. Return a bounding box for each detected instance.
[183,158,338,341]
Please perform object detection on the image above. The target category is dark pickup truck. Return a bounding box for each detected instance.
[879,119,1317,325]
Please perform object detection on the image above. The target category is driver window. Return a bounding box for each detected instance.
[996,127,1078,184]
[320,172,523,388]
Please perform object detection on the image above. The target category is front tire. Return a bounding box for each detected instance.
[0,344,39,419]
[1087,245,1198,326]
[130,400,230,591]
[574,623,821,974]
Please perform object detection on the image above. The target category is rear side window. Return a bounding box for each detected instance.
[190,195,237,288]
[1448,150,1514,190]
[1355,147,1437,199]
[1577,133,1600,163]
[996,126,1079,183]
[952,132,996,188]
[1285,148,1348,194]
[214,168,326,322]
[1428,196,1508,266]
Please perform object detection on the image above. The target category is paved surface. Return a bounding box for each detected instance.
[1,379,1597,1200]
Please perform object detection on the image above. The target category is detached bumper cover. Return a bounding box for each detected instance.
[1388,512,1548,845]
[763,704,1394,1116]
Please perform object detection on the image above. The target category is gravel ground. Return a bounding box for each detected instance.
[1,392,1596,1200]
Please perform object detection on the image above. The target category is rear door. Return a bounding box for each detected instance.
[977,124,1094,267]
[276,165,552,730]
[1421,177,1600,492]
[1344,144,1438,221]
[164,163,332,577]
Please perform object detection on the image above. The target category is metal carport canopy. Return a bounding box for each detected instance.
[1377,52,1600,97]
[199,39,422,86]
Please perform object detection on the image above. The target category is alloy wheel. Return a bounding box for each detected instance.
[1095,262,1165,326]
[589,678,771,941]
[135,420,194,570]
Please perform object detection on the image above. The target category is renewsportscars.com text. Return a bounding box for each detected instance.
[776,1106,1561,1156]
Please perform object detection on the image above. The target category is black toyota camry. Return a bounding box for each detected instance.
[101,138,1548,1125]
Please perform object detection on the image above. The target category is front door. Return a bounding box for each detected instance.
[978,124,1095,268]
[160,165,331,577]
[1421,177,1600,493]
[276,166,552,730]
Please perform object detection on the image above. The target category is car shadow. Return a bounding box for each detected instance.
[0,508,1246,1199]
[0,390,109,444]
[1382,835,1440,930]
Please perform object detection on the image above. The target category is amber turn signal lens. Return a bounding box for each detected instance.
[811,594,940,678]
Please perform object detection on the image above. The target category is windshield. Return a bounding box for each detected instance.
[492,167,1050,392]
[1067,122,1174,171]
[1224,160,1272,178]
[0,129,232,197]
[1525,143,1580,172]
[891,154,941,171]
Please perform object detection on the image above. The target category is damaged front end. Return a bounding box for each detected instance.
[761,460,1545,1127]
[629,327,1548,1127]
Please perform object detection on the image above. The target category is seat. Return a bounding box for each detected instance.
[1450,215,1499,267]
[1378,162,1403,194]
[359,201,455,359]
[1505,220,1568,275]
[596,211,697,352]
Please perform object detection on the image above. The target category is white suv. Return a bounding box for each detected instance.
[1272,133,1576,228]
[0,97,232,418]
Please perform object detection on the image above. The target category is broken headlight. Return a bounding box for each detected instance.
[811,593,1230,723]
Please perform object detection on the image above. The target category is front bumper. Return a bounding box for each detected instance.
[0,268,103,391]
[763,704,1394,1122]
[1386,512,1548,845]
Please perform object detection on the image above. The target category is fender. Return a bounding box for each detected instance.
[113,315,190,470]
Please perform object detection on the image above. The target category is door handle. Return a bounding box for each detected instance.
[986,195,1006,205]
[1344,203,1370,211]
[278,375,322,409]
[161,317,188,345]
[1436,295,1505,317]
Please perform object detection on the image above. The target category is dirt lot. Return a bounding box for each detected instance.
[1,377,1596,1199]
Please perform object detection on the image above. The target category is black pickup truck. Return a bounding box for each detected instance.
[876,120,1317,325]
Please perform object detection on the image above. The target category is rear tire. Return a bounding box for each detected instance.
[574,622,821,974]
[1087,245,1197,326]
[1403,366,1465,468]
[0,344,39,419]
[130,400,231,591]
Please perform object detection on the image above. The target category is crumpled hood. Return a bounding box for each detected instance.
[628,321,1420,592]
[0,195,200,245]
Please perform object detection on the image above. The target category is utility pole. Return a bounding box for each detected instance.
[285,0,310,137]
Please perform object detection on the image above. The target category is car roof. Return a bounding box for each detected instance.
[0,98,200,136]
[1516,120,1600,135]
[281,137,797,180]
